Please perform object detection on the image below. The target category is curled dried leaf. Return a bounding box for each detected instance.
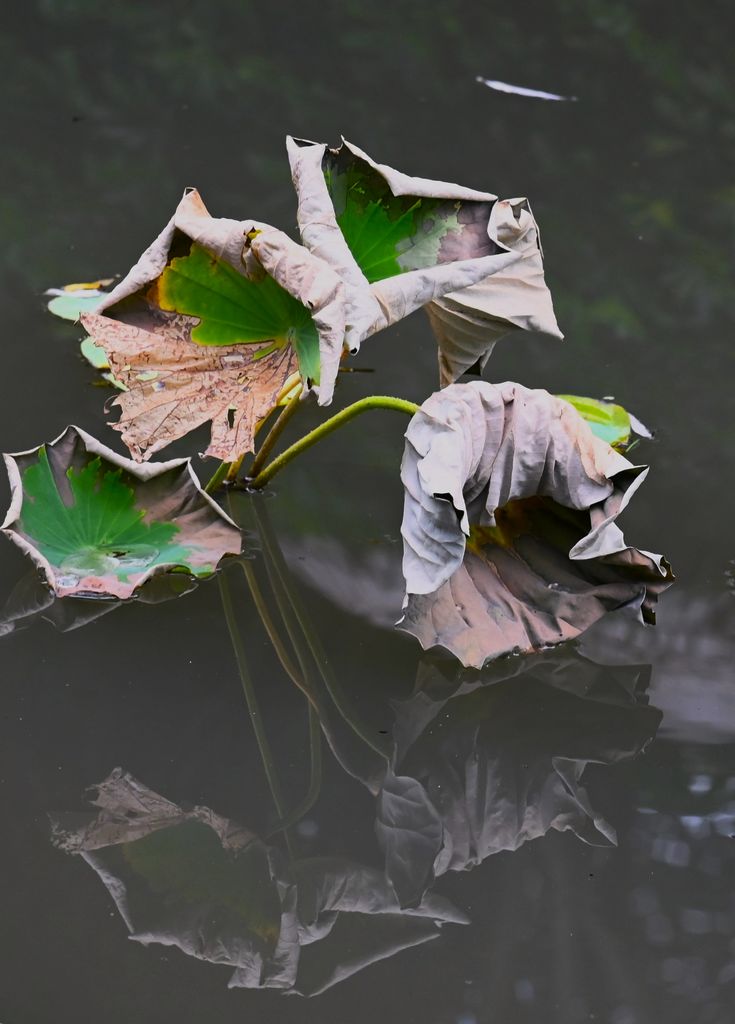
[83,189,348,462]
[399,381,673,667]
[288,137,561,376]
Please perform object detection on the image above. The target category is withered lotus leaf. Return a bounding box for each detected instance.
[82,310,299,463]
[399,381,673,667]
[287,137,562,378]
[1,426,241,599]
[82,188,348,461]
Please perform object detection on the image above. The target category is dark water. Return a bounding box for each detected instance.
[2,2,734,1021]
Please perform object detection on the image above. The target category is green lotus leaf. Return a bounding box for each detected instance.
[152,241,320,384]
[45,279,115,322]
[79,335,110,370]
[556,394,653,450]
[322,153,491,283]
[86,189,347,430]
[45,280,125,381]
[556,394,632,448]
[1,425,241,599]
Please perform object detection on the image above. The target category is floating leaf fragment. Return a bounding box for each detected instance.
[475,76,577,101]
[45,278,115,321]
[557,394,631,448]
[2,426,241,598]
[79,335,110,370]
[399,381,673,667]
[288,136,562,379]
[557,394,653,449]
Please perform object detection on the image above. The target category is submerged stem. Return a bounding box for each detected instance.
[248,395,419,489]
[218,570,294,858]
[251,498,390,759]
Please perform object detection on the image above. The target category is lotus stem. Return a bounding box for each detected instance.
[248,395,419,489]
[204,459,231,494]
[225,453,246,482]
[247,386,303,481]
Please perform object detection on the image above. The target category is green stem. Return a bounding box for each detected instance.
[204,460,231,494]
[226,453,246,482]
[247,395,419,489]
[248,387,303,481]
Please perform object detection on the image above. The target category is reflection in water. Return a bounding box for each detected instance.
[582,586,735,744]
[50,643,660,995]
[51,768,467,996]
[0,569,200,637]
[374,654,661,906]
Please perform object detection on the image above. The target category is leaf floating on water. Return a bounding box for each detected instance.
[557,394,653,449]
[79,335,110,370]
[475,76,578,102]
[288,137,562,377]
[399,381,673,667]
[1,426,241,599]
[45,278,116,321]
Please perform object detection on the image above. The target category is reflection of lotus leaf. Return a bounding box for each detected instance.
[0,570,198,638]
[374,651,661,906]
[51,769,466,996]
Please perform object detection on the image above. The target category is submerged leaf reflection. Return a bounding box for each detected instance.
[374,651,661,906]
[50,769,466,996]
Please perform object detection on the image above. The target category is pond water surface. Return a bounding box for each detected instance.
[2,3,734,1022]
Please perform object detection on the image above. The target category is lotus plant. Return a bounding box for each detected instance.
[4,135,671,666]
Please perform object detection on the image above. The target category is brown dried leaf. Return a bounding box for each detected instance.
[82,311,298,462]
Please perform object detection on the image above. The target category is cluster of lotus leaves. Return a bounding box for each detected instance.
[4,136,672,659]
[78,136,561,464]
